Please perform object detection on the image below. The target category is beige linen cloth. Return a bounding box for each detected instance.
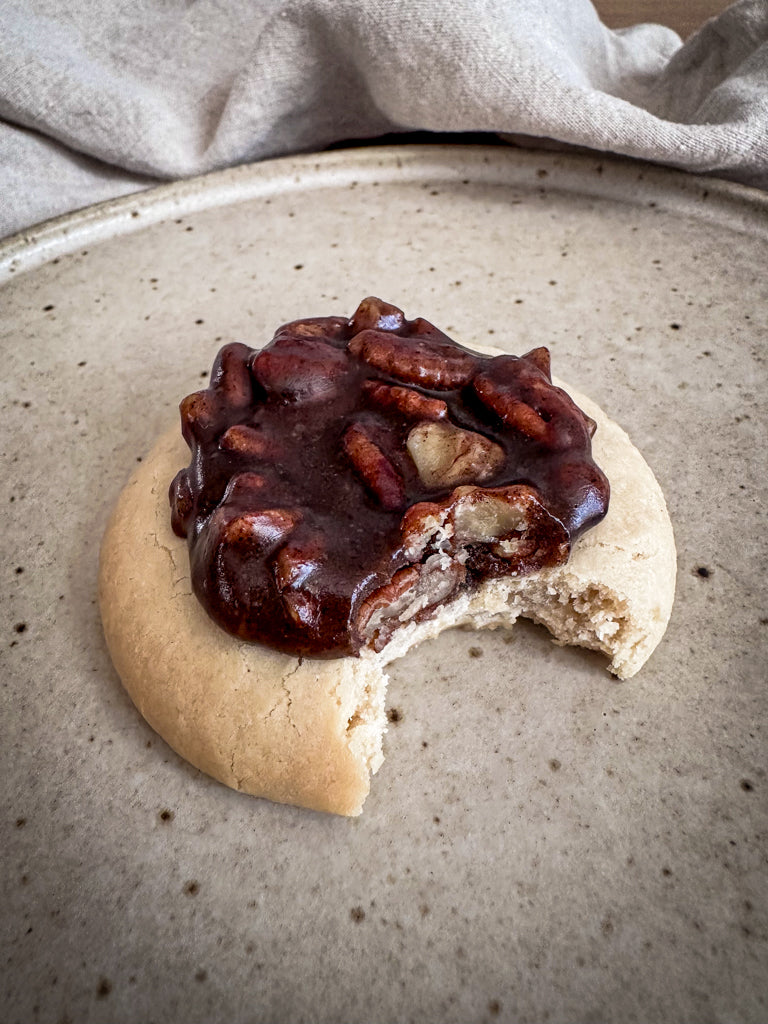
[1,0,766,238]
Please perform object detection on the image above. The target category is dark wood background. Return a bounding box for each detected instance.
[595,0,731,38]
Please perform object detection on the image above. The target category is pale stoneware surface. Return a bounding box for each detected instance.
[1,146,766,1024]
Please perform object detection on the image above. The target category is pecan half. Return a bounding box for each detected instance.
[219,424,280,458]
[355,558,465,652]
[348,329,477,390]
[169,469,194,537]
[218,507,301,551]
[272,316,349,342]
[220,471,271,507]
[400,484,569,575]
[473,351,593,450]
[472,382,550,443]
[251,336,351,403]
[342,422,405,510]
[272,536,325,592]
[210,342,254,408]
[362,380,448,421]
[179,389,217,442]
[282,589,322,631]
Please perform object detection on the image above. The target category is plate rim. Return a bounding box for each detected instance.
[2,143,767,283]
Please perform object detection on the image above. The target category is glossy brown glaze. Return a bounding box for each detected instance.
[170,298,609,657]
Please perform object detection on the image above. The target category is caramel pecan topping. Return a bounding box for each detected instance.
[171,297,609,657]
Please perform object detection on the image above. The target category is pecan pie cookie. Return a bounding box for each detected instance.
[99,298,676,815]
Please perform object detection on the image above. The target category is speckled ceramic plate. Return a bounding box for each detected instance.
[1,146,767,1024]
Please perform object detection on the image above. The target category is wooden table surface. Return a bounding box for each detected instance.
[594,0,732,38]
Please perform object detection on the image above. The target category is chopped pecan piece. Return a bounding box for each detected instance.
[450,485,532,544]
[355,558,466,651]
[355,567,421,636]
[221,471,270,502]
[179,343,254,443]
[406,421,505,488]
[400,503,455,562]
[349,296,406,334]
[401,484,569,576]
[525,346,552,378]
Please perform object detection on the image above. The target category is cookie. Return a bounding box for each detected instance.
[99,301,675,815]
